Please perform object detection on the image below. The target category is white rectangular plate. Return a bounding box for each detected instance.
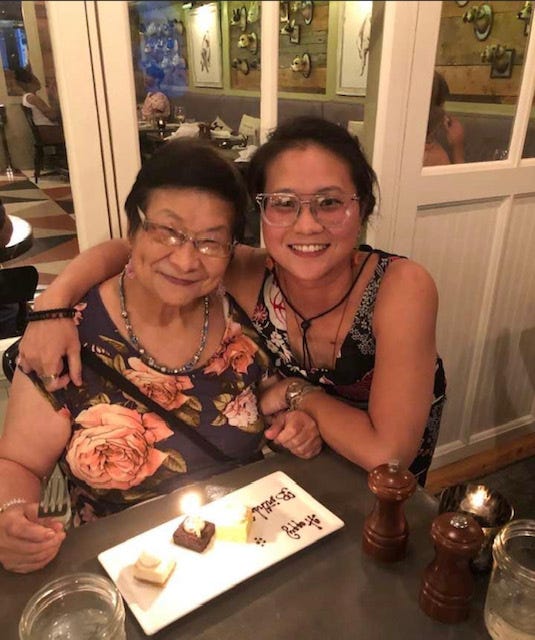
[98,471,345,635]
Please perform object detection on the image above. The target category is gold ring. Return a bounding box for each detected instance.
[40,373,59,384]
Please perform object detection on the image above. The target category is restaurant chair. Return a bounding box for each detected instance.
[20,105,68,183]
[0,264,38,332]
[347,120,364,140]
[238,114,260,145]
[0,265,38,381]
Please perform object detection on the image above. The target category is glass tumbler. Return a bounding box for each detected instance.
[484,519,535,639]
[19,572,126,640]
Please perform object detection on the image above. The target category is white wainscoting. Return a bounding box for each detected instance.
[412,197,535,468]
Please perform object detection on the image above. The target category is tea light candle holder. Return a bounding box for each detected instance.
[459,485,495,526]
[438,483,514,572]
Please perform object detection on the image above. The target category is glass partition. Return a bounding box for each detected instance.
[129,1,262,138]
[425,0,533,166]
[276,1,371,133]
[128,0,261,244]
[522,6,535,159]
[127,1,379,245]
[522,93,535,158]
[0,0,29,96]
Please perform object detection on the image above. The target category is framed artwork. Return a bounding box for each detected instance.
[187,3,223,88]
[336,1,372,96]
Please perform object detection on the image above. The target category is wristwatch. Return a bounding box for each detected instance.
[285,379,324,411]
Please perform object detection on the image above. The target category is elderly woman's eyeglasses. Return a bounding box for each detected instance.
[256,192,359,228]
[138,209,234,258]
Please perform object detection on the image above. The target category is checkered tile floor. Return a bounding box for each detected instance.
[0,169,78,287]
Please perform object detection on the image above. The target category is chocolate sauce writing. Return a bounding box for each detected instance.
[251,487,296,521]
[281,513,323,540]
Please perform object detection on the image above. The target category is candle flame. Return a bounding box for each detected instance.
[179,491,202,515]
[470,486,490,509]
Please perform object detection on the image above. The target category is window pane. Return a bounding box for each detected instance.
[128,1,260,245]
[425,1,532,166]
[522,8,535,158]
[0,0,29,96]
[277,1,371,136]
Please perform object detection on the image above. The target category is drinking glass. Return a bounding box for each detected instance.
[484,519,535,639]
[19,572,126,639]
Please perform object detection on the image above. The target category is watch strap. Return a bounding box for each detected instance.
[286,380,324,411]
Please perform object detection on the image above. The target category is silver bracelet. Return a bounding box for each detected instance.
[0,498,28,514]
[285,380,324,411]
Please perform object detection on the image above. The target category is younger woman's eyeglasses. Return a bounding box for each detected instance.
[256,192,359,228]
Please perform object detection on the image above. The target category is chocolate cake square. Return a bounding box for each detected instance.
[173,517,215,553]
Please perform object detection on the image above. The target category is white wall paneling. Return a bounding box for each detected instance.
[470,196,535,437]
[413,200,500,446]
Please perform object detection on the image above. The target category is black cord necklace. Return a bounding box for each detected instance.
[275,252,373,369]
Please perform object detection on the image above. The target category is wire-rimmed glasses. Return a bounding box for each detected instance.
[256,192,359,228]
[138,207,234,258]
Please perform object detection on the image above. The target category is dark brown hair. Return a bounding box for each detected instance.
[124,138,249,241]
[247,116,378,222]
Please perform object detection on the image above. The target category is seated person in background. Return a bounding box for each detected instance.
[424,71,465,166]
[15,67,64,145]
[0,139,319,573]
[141,65,170,122]
[17,116,446,491]
[0,200,19,339]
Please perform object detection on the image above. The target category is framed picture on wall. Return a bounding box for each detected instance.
[187,3,223,88]
[336,1,372,96]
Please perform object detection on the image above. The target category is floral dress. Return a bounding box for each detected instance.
[251,247,447,486]
[31,287,273,526]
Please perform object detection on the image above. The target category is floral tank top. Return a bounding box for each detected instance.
[250,247,447,486]
[34,287,273,526]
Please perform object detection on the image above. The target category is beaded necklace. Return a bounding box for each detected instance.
[119,269,210,374]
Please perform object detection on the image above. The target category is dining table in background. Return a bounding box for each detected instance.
[0,449,492,639]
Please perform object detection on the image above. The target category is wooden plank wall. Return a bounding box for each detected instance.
[437,1,531,104]
[33,1,57,103]
[228,0,329,94]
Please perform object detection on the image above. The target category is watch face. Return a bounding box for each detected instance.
[285,380,308,409]
[286,380,304,397]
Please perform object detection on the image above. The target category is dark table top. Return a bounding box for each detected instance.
[0,215,33,263]
[0,450,492,639]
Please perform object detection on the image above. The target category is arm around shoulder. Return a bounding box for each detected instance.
[17,239,129,387]
[33,238,130,310]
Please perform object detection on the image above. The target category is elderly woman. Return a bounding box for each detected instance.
[17,116,446,490]
[0,139,319,574]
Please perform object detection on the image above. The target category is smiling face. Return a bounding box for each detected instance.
[129,187,234,310]
[262,143,362,284]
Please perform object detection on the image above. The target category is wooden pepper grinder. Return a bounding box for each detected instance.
[362,460,417,562]
[419,512,484,623]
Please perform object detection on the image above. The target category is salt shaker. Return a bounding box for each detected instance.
[362,460,417,562]
[419,511,484,624]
